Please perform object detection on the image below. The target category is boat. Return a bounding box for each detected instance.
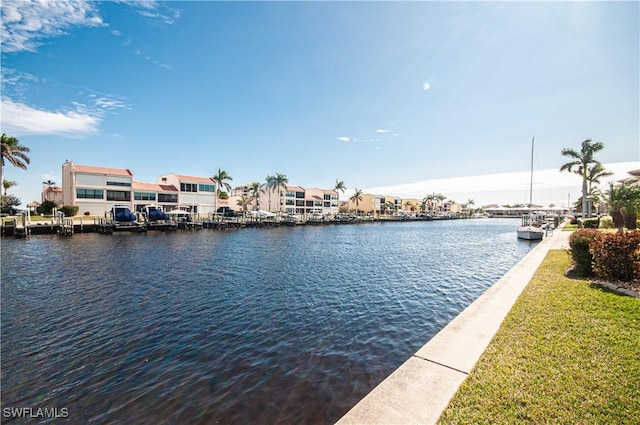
[110,205,147,232]
[517,138,545,241]
[143,205,177,231]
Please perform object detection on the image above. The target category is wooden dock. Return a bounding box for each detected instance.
[1,214,459,238]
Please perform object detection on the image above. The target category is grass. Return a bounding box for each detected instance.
[562,222,579,231]
[437,250,640,424]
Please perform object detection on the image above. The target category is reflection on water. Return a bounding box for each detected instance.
[1,219,532,424]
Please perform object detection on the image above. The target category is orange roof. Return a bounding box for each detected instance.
[73,164,132,176]
[176,174,215,184]
[133,181,178,192]
[44,186,63,192]
[286,185,305,192]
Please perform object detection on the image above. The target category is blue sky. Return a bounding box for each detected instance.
[1,0,638,207]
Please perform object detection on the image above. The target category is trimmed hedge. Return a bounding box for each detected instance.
[581,218,599,229]
[569,229,602,276]
[598,215,614,229]
[591,231,640,282]
[59,205,79,217]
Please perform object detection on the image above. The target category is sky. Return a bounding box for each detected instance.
[1,0,638,208]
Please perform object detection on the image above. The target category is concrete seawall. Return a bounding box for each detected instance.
[336,229,571,424]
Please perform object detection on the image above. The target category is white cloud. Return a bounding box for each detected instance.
[1,99,100,136]
[376,129,390,133]
[91,95,132,112]
[423,82,431,91]
[115,0,181,25]
[336,137,350,143]
[362,162,639,207]
[1,0,104,53]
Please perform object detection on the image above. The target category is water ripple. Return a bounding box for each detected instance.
[1,219,532,424]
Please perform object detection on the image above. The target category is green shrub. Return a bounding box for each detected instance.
[582,218,599,229]
[59,205,79,217]
[591,231,640,282]
[36,200,57,215]
[598,215,614,229]
[569,229,602,276]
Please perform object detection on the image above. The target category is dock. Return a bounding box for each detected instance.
[1,213,472,238]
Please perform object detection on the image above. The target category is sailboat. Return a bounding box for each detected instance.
[517,138,545,241]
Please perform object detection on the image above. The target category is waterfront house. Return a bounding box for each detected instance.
[132,181,179,213]
[304,188,339,216]
[156,174,217,214]
[345,193,385,214]
[62,161,134,216]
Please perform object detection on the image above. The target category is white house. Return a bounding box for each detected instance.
[156,173,217,214]
[62,160,134,216]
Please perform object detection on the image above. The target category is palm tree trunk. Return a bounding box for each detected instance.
[582,175,588,218]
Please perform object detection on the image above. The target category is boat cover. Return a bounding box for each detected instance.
[148,208,169,221]
[114,207,137,222]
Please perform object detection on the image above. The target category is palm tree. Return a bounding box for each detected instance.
[249,181,261,211]
[264,175,275,210]
[585,163,613,216]
[334,180,346,197]
[1,133,30,187]
[467,198,475,216]
[271,173,288,213]
[560,139,605,218]
[419,198,428,213]
[605,180,640,230]
[350,188,363,214]
[3,179,17,196]
[236,195,251,216]
[212,168,233,198]
[424,193,440,214]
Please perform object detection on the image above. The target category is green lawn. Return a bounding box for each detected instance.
[437,250,640,424]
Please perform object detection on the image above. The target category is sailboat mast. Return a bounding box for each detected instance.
[529,137,534,208]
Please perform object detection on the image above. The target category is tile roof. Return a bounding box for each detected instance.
[176,174,216,183]
[74,164,133,176]
[133,181,178,192]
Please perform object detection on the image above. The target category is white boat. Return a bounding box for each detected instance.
[517,223,544,240]
[518,138,545,241]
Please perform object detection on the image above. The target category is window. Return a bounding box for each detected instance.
[314,201,323,207]
[295,191,305,199]
[324,194,331,201]
[180,183,198,192]
[286,199,294,206]
[107,190,131,201]
[324,201,331,207]
[77,188,103,199]
[285,191,296,197]
[158,193,178,203]
[106,181,131,187]
[199,184,215,193]
[134,192,156,201]
[295,200,305,207]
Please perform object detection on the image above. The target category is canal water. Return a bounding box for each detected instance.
[2,218,534,424]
